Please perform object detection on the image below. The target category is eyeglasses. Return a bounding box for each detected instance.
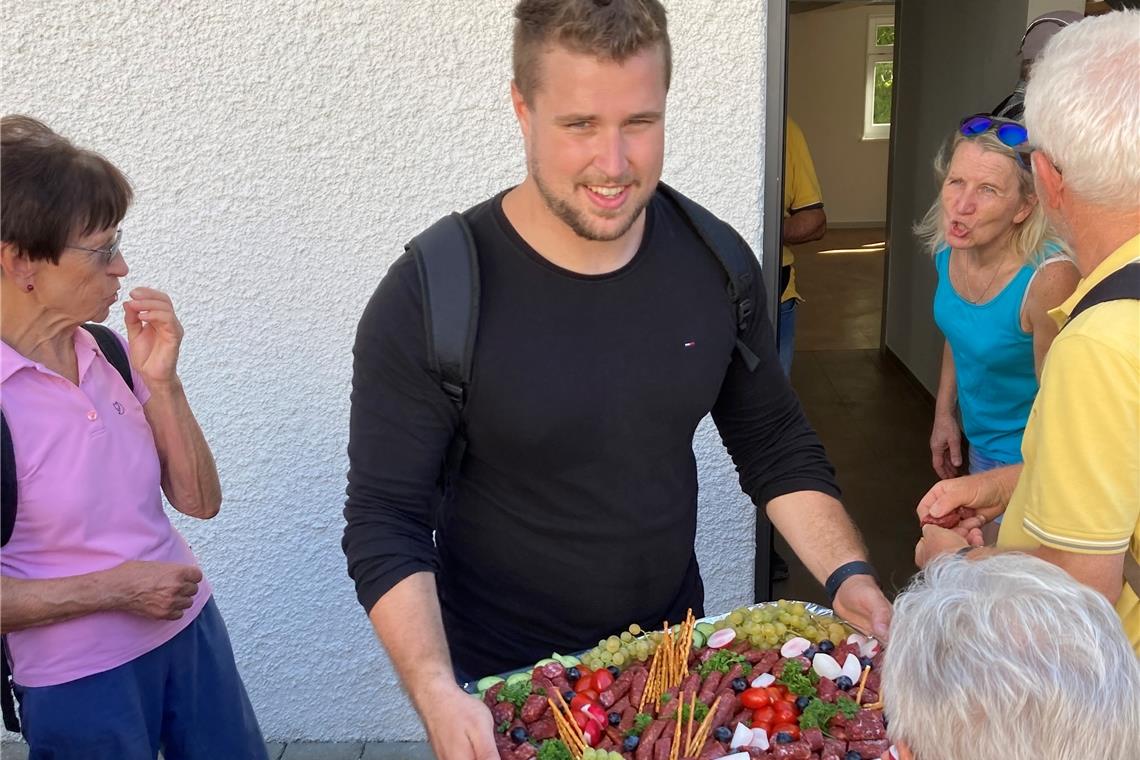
[66,229,122,265]
[959,114,1033,167]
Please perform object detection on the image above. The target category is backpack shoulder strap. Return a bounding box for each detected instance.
[1,412,15,548]
[657,182,762,371]
[407,212,480,488]
[407,212,480,410]
[1064,262,1140,328]
[80,323,134,391]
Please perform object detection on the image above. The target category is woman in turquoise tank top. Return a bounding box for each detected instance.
[914,120,1079,542]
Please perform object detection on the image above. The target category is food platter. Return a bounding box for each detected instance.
[470,600,891,760]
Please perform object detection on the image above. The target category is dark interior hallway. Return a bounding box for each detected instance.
[773,228,937,604]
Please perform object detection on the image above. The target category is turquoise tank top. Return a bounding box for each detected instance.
[933,246,1038,463]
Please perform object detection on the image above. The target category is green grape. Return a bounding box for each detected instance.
[628,623,642,635]
[621,631,633,642]
[774,622,787,636]
[728,611,745,626]
[606,636,621,653]
[713,619,728,631]
[748,633,764,647]
[791,602,807,616]
[613,651,626,666]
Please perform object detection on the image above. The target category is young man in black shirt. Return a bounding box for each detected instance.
[343,2,891,757]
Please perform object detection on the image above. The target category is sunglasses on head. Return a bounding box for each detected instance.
[959,113,1033,167]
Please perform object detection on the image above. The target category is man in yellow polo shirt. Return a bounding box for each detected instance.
[913,10,1140,653]
[778,118,827,376]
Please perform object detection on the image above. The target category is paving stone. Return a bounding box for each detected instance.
[280,742,364,760]
[361,743,436,760]
[0,743,29,760]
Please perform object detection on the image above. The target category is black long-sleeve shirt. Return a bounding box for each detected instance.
[343,189,839,678]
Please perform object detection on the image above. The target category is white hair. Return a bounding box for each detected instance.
[1023,10,1140,208]
[882,553,1140,760]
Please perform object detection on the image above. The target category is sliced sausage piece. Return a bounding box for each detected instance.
[519,693,547,723]
[848,739,891,757]
[696,672,722,703]
[483,682,505,708]
[723,663,744,685]
[527,718,557,741]
[658,688,680,719]
[847,709,886,740]
[634,719,670,760]
[770,740,812,759]
[491,701,515,725]
[653,737,672,760]
[629,668,650,709]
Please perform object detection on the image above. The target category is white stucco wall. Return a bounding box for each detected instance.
[3,0,766,741]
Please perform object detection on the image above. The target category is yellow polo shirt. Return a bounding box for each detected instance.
[998,234,1140,653]
[782,119,824,303]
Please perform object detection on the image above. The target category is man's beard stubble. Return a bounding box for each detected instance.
[530,157,650,243]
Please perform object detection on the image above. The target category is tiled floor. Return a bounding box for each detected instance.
[0,228,933,759]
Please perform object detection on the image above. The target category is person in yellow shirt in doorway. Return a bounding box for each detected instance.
[914,10,1140,653]
[778,118,827,376]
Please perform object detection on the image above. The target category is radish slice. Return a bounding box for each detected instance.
[847,632,869,647]
[730,722,753,750]
[780,636,812,658]
[812,652,843,680]
[860,638,881,658]
[751,673,776,688]
[841,653,862,683]
[707,628,737,649]
[749,727,770,750]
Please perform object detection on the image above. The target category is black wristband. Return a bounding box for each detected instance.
[825,560,879,604]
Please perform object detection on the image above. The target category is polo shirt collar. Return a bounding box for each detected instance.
[1049,233,1140,328]
[0,326,107,384]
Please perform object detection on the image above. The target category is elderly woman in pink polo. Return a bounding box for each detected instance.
[0,116,265,759]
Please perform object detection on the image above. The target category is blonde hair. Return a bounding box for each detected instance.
[913,130,1067,264]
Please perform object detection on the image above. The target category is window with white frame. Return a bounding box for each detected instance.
[864,15,894,140]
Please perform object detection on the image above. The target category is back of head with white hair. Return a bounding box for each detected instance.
[1023,10,1140,209]
[882,553,1140,760]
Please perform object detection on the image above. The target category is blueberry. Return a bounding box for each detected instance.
[859,656,874,671]
[608,711,621,726]
[775,731,794,744]
[730,677,748,693]
[818,639,835,654]
[566,667,580,682]
[607,665,620,678]
[795,695,811,712]
[562,689,576,702]
[622,735,640,752]
[803,645,818,660]
[835,675,854,691]
[713,726,733,743]
[509,726,528,744]
[845,752,863,760]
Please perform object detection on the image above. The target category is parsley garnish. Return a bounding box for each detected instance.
[798,698,837,731]
[837,695,860,719]
[660,693,672,703]
[777,659,818,696]
[496,720,511,734]
[497,677,533,709]
[536,740,573,760]
[625,712,654,737]
[697,650,751,678]
[679,700,710,724]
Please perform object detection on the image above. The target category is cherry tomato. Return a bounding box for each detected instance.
[591,668,615,692]
[773,701,798,724]
[580,688,599,702]
[579,702,607,727]
[783,691,799,704]
[573,669,595,693]
[752,706,775,725]
[772,723,800,741]
[572,711,589,730]
[739,687,774,710]
[766,686,786,703]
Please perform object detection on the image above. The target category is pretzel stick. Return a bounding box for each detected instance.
[864,700,884,710]
[855,665,871,704]
[640,647,660,711]
[550,693,586,755]
[683,689,696,754]
[669,708,683,760]
[688,695,721,755]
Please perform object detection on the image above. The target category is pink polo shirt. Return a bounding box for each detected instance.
[0,326,210,687]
